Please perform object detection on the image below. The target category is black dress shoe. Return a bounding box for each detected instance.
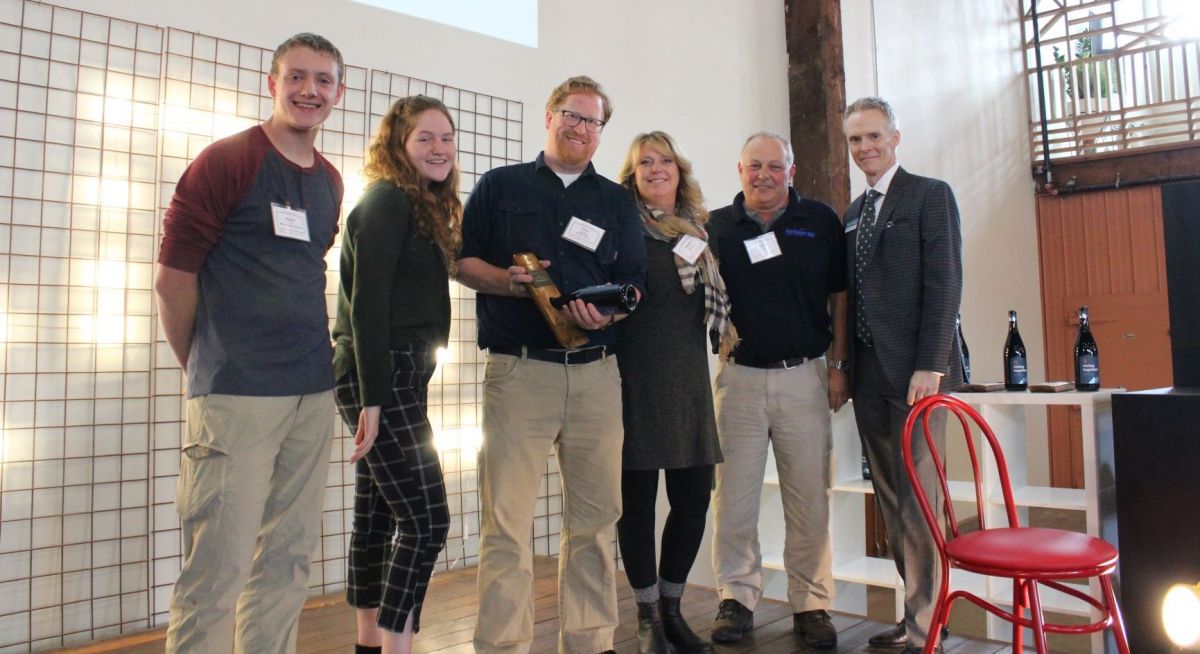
[635,601,671,654]
[710,599,754,643]
[661,596,713,653]
[869,622,908,648]
[793,609,837,649]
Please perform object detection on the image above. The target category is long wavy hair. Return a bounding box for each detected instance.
[363,95,462,273]
[617,130,708,224]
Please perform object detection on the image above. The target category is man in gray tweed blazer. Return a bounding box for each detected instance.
[842,97,963,654]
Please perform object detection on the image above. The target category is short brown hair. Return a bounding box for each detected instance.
[545,75,612,122]
[270,33,344,85]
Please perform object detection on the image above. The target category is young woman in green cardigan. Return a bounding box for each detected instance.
[331,95,462,654]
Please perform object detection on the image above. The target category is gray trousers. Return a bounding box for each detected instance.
[852,342,944,648]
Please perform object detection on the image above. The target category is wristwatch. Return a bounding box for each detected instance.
[828,359,849,371]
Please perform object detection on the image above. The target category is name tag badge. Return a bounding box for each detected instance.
[844,216,859,233]
[744,231,782,264]
[672,234,707,265]
[562,216,605,251]
[271,203,311,242]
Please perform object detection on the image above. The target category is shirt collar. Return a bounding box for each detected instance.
[868,161,900,197]
[734,187,800,230]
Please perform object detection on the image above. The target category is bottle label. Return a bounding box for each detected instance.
[1009,356,1028,384]
[1077,355,1099,385]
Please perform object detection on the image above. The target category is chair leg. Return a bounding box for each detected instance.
[1027,581,1050,654]
[1100,576,1132,654]
[1012,579,1026,653]
[928,584,952,653]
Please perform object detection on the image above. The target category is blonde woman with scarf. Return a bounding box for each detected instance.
[614,131,734,654]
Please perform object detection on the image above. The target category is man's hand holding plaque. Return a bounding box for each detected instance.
[512,252,589,348]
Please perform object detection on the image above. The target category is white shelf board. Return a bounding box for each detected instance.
[953,389,1121,407]
[994,485,1087,511]
[762,549,785,571]
[985,580,1094,617]
[832,477,873,493]
[833,478,976,503]
[832,556,902,589]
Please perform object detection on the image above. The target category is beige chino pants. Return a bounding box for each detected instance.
[473,352,624,654]
[711,359,835,613]
[166,391,334,654]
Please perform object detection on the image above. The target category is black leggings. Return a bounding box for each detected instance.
[616,465,714,589]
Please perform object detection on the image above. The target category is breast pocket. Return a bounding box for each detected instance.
[499,201,544,254]
[879,216,917,252]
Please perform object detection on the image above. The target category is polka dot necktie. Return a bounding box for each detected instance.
[855,189,882,344]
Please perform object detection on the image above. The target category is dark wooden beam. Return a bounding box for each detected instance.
[1034,140,1200,195]
[785,0,850,212]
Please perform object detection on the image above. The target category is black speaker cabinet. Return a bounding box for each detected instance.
[1110,388,1200,653]
[1162,181,1200,387]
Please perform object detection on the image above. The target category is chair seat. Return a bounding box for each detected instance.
[946,527,1118,575]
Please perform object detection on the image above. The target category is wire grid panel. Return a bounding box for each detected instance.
[0,1,526,651]
[0,1,163,649]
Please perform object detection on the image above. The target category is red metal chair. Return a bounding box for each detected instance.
[902,394,1131,654]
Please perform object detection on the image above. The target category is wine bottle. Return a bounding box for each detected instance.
[512,252,589,349]
[957,313,971,383]
[1003,309,1028,391]
[1074,305,1100,391]
[550,283,640,315]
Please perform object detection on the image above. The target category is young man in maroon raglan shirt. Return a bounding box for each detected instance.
[154,33,345,653]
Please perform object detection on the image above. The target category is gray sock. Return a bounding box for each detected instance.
[659,578,686,599]
[633,584,660,604]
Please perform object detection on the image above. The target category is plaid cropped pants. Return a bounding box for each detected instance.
[335,343,449,633]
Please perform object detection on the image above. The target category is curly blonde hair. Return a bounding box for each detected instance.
[363,95,462,273]
[617,131,708,224]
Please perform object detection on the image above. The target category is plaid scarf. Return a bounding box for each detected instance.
[639,203,738,356]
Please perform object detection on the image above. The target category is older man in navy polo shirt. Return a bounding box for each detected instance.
[706,132,848,649]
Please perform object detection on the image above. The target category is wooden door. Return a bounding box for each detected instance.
[1036,186,1173,487]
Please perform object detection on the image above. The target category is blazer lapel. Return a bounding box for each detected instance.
[861,167,909,268]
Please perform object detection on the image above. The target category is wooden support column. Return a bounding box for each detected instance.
[785,0,850,211]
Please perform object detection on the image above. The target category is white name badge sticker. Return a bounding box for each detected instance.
[271,203,311,242]
[844,216,858,233]
[562,216,605,251]
[673,234,707,265]
[744,231,782,264]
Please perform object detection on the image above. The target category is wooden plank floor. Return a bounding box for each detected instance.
[58,556,1017,654]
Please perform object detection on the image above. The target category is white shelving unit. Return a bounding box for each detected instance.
[756,390,1119,651]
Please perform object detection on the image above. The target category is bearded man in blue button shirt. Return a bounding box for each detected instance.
[457,76,647,654]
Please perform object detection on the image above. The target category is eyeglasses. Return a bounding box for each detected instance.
[557,109,606,133]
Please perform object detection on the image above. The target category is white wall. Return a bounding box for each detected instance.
[6,0,1051,640]
[843,0,1045,386]
[49,0,791,206]
[841,0,1051,483]
[686,0,1049,602]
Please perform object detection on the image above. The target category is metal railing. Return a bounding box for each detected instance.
[1023,0,1200,160]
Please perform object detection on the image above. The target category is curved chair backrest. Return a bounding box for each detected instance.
[901,394,1022,551]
